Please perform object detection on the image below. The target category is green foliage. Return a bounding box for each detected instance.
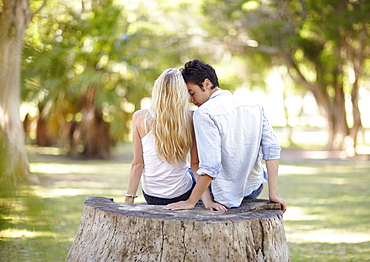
[21,0,213,146]
[200,0,370,150]
[20,0,370,151]
[23,1,147,142]
[199,0,276,91]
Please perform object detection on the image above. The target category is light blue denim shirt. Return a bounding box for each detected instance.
[193,90,281,208]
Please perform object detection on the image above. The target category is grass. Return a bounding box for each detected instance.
[259,162,370,261]
[1,144,370,261]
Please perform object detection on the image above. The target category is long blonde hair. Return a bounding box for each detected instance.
[148,68,193,164]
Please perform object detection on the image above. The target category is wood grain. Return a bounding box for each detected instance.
[65,196,290,262]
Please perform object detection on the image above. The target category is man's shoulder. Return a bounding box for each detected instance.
[237,102,263,112]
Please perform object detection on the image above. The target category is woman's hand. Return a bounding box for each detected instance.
[163,200,196,210]
[204,201,227,212]
[125,197,135,204]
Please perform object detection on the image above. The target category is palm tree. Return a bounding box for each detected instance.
[22,0,153,159]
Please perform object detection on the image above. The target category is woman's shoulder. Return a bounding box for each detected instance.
[133,109,149,120]
[132,109,151,138]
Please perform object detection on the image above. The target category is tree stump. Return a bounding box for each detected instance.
[65,196,290,262]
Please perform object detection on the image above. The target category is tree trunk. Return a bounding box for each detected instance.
[68,88,112,159]
[36,116,57,147]
[66,196,290,262]
[0,0,37,184]
[348,21,366,155]
[327,88,348,151]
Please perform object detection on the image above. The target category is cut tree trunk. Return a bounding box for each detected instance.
[66,196,290,262]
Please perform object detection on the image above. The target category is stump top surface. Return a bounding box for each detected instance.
[85,196,282,222]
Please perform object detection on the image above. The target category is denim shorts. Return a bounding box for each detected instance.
[243,170,267,199]
[207,170,267,203]
[143,169,196,205]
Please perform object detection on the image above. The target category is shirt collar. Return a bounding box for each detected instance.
[209,89,232,100]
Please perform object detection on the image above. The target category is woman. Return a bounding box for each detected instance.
[124,68,198,205]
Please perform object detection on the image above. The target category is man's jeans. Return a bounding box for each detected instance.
[243,170,268,199]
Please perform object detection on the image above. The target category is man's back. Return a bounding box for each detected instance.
[164,59,285,212]
[193,90,277,207]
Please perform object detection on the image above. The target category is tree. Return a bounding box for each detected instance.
[22,0,156,159]
[201,0,370,152]
[0,0,43,184]
[273,0,369,152]
[21,0,208,159]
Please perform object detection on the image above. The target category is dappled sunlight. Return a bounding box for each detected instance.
[1,229,55,239]
[356,145,370,155]
[297,150,348,159]
[284,206,320,221]
[279,165,320,175]
[30,163,114,175]
[52,180,113,188]
[325,177,347,185]
[35,188,90,197]
[32,187,124,198]
[28,160,133,201]
[314,196,362,204]
[284,207,370,244]
[20,141,370,261]
[26,145,66,156]
[287,229,370,244]
[279,164,368,175]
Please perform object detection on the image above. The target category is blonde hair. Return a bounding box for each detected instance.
[148,68,193,164]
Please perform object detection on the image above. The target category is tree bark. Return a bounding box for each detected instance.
[66,196,290,262]
[67,88,112,159]
[284,52,351,151]
[0,0,37,184]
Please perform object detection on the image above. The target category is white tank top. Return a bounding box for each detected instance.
[141,131,193,198]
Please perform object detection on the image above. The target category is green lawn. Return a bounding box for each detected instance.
[1,145,369,261]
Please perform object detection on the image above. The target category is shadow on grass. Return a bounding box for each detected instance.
[1,145,134,262]
[288,241,370,262]
[1,145,370,262]
[0,187,94,262]
[259,161,370,261]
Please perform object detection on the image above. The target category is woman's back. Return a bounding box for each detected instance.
[125,68,197,205]
[141,131,193,198]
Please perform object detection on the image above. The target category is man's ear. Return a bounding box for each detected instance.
[203,78,213,90]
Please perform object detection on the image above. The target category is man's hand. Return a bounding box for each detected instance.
[163,200,196,210]
[204,201,227,212]
[269,194,286,213]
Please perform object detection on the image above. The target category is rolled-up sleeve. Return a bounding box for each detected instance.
[260,107,281,160]
[193,110,222,178]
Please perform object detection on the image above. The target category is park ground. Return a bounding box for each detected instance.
[1,141,370,261]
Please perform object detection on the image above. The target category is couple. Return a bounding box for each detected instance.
[125,59,286,213]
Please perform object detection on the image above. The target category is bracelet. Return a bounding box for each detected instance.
[124,193,138,198]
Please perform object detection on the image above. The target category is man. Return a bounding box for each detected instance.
[163,59,286,212]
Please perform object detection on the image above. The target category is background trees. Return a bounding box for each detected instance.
[1,0,369,184]
[21,0,204,159]
[200,0,370,152]
[22,0,154,159]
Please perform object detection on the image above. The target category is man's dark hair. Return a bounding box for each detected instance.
[180,59,219,90]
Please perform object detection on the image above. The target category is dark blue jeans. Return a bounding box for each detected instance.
[143,169,196,205]
[208,170,267,202]
[243,170,268,199]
